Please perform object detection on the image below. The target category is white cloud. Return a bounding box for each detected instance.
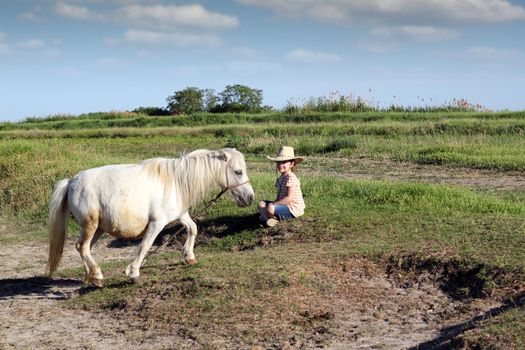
[66,0,145,3]
[285,49,341,63]
[55,2,104,20]
[119,4,239,29]
[17,39,46,49]
[226,60,280,72]
[0,33,12,55]
[360,25,459,54]
[0,43,10,55]
[123,30,222,47]
[97,57,120,66]
[0,34,62,56]
[440,0,525,22]
[357,40,400,54]
[174,60,280,74]
[371,26,460,41]
[308,3,346,22]
[19,11,37,20]
[18,5,44,21]
[467,47,523,60]
[53,2,237,49]
[236,0,525,24]
[230,46,259,58]
[44,49,62,57]
[55,2,239,29]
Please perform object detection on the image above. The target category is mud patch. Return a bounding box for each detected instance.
[386,253,525,301]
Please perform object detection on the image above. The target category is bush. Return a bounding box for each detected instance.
[132,107,170,116]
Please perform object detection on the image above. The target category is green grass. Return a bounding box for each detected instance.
[196,174,525,269]
[459,304,525,349]
[2,110,525,348]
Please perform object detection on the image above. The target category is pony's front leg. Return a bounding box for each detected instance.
[180,212,198,265]
[125,220,166,281]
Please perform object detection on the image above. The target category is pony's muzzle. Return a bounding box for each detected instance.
[243,193,254,207]
[233,187,254,207]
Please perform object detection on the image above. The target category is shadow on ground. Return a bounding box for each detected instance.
[106,213,262,249]
[0,276,80,300]
[198,213,262,238]
[409,292,525,350]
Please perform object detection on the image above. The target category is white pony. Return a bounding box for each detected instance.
[47,148,254,287]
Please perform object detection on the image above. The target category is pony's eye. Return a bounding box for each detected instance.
[235,170,243,176]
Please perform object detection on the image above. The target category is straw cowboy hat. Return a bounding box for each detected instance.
[267,146,304,165]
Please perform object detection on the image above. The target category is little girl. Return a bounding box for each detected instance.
[258,146,305,227]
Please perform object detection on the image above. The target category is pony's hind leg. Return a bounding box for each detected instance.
[180,212,198,265]
[76,218,105,287]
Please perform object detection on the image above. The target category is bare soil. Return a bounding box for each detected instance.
[0,234,506,349]
[0,236,198,349]
[1,160,522,349]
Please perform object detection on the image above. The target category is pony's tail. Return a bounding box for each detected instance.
[47,179,70,277]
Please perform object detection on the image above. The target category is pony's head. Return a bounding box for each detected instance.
[216,148,254,207]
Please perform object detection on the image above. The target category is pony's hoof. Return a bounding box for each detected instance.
[185,258,198,265]
[91,278,104,288]
[130,276,141,284]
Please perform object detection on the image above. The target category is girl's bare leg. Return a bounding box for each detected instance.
[267,202,276,218]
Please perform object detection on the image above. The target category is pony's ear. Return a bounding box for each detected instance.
[217,150,231,162]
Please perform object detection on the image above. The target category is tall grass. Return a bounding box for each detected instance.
[3,135,523,220]
[2,127,525,195]
[0,136,221,218]
[2,111,525,222]
[283,93,491,114]
[3,111,525,132]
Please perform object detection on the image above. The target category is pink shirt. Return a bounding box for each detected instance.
[275,172,305,217]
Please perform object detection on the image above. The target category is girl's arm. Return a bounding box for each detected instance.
[274,185,297,205]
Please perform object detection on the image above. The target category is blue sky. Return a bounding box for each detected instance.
[1,0,525,122]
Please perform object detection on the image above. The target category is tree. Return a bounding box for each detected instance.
[216,84,263,113]
[166,87,205,115]
[202,88,218,112]
[166,85,265,114]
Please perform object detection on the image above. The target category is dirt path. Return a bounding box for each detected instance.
[0,236,504,350]
[0,237,198,349]
[1,159,522,349]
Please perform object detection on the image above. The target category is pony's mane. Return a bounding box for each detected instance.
[141,149,226,208]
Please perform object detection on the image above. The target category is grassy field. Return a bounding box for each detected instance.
[1,110,524,348]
